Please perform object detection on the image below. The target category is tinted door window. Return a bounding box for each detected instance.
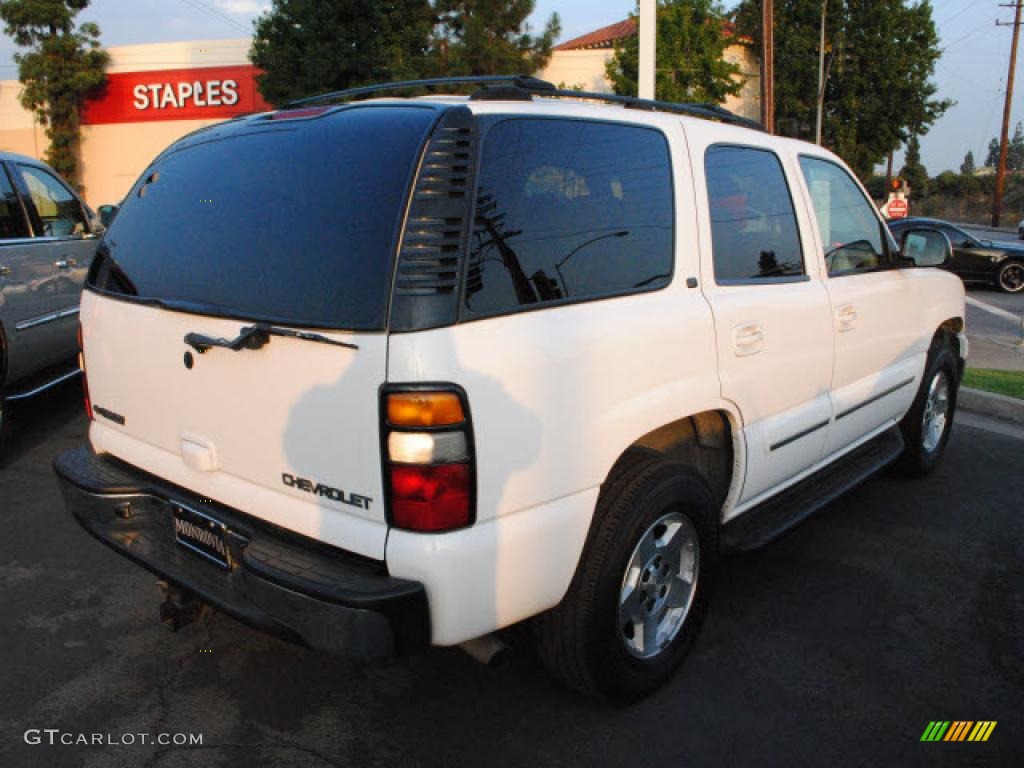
[464,118,674,318]
[0,168,29,239]
[706,146,804,282]
[18,165,86,237]
[798,156,889,275]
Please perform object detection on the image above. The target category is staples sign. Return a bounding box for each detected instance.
[82,65,271,125]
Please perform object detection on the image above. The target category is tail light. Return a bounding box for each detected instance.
[383,387,475,532]
[77,324,93,421]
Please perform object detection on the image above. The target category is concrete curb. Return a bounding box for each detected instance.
[959,386,1024,425]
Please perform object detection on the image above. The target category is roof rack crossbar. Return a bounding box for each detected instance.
[280,74,763,131]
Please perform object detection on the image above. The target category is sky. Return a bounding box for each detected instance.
[0,0,1019,175]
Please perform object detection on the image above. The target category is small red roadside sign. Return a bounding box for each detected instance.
[888,198,909,219]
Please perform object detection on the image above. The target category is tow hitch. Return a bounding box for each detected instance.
[157,580,209,631]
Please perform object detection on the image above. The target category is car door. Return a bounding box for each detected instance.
[12,162,96,365]
[796,154,922,456]
[0,162,59,384]
[938,224,993,281]
[692,134,835,506]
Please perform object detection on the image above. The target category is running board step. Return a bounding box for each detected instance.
[722,426,904,551]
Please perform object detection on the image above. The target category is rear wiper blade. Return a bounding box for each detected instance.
[184,323,359,354]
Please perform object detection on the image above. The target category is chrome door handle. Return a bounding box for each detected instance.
[0,265,10,277]
[733,323,764,356]
[55,258,77,270]
[836,304,858,332]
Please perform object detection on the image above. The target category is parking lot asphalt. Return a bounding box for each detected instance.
[0,382,1021,768]
[962,287,1023,371]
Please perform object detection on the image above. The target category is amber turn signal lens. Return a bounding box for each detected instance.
[386,392,465,427]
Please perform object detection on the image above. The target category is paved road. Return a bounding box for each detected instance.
[963,286,1024,371]
[0,382,1021,768]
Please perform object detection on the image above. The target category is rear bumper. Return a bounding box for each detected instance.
[53,446,430,660]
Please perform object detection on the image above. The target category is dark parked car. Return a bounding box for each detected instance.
[1,151,103,453]
[888,217,1023,293]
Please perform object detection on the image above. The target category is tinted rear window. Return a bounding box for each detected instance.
[90,106,437,330]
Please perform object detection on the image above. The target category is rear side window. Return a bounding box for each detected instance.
[463,118,674,318]
[18,164,85,237]
[798,155,889,275]
[706,145,804,282]
[90,106,437,330]
[0,168,29,239]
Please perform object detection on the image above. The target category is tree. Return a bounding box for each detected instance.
[250,0,434,104]
[985,137,1000,168]
[900,133,928,197]
[960,150,975,176]
[735,1,950,180]
[1009,122,1024,171]
[607,0,743,103]
[0,0,108,182]
[432,0,560,76]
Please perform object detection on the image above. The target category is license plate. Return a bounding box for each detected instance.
[171,502,232,570]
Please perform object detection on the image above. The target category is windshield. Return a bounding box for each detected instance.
[88,105,437,330]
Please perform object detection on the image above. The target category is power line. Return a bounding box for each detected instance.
[938,0,987,27]
[174,0,251,34]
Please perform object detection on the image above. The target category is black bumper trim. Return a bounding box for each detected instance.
[54,446,430,660]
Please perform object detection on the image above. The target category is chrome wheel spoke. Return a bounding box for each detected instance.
[641,613,660,654]
[665,575,693,609]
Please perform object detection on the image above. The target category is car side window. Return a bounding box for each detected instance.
[798,156,888,276]
[0,167,30,239]
[938,225,973,248]
[463,118,674,318]
[17,164,86,238]
[705,145,805,282]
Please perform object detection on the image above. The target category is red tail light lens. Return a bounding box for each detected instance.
[390,464,471,532]
[383,387,475,532]
[77,324,92,421]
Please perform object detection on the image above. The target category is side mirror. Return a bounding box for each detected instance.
[98,204,119,227]
[900,228,952,268]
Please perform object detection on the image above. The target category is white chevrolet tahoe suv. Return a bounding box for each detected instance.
[55,77,966,702]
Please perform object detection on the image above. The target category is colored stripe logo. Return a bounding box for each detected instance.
[921,721,997,742]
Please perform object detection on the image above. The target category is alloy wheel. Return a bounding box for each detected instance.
[921,371,950,454]
[619,512,699,659]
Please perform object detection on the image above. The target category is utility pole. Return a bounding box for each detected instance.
[762,0,774,133]
[993,1,1023,228]
[815,0,828,145]
[639,0,656,100]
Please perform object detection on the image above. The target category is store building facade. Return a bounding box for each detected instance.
[0,38,269,207]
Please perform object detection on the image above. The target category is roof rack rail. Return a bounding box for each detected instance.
[280,75,763,131]
[282,75,555,108]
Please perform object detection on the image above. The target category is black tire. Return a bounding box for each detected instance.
[895,340,959,476]
[996,259,1024,293]
[532,457,718,703]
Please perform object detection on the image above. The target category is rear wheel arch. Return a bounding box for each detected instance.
[608,409,738,518]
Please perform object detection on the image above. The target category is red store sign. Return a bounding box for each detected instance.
[82,65,272,125]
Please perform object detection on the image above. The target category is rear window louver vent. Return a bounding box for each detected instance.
[390,108,477,331]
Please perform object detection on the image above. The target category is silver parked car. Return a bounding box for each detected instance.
[1,151,102,452]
